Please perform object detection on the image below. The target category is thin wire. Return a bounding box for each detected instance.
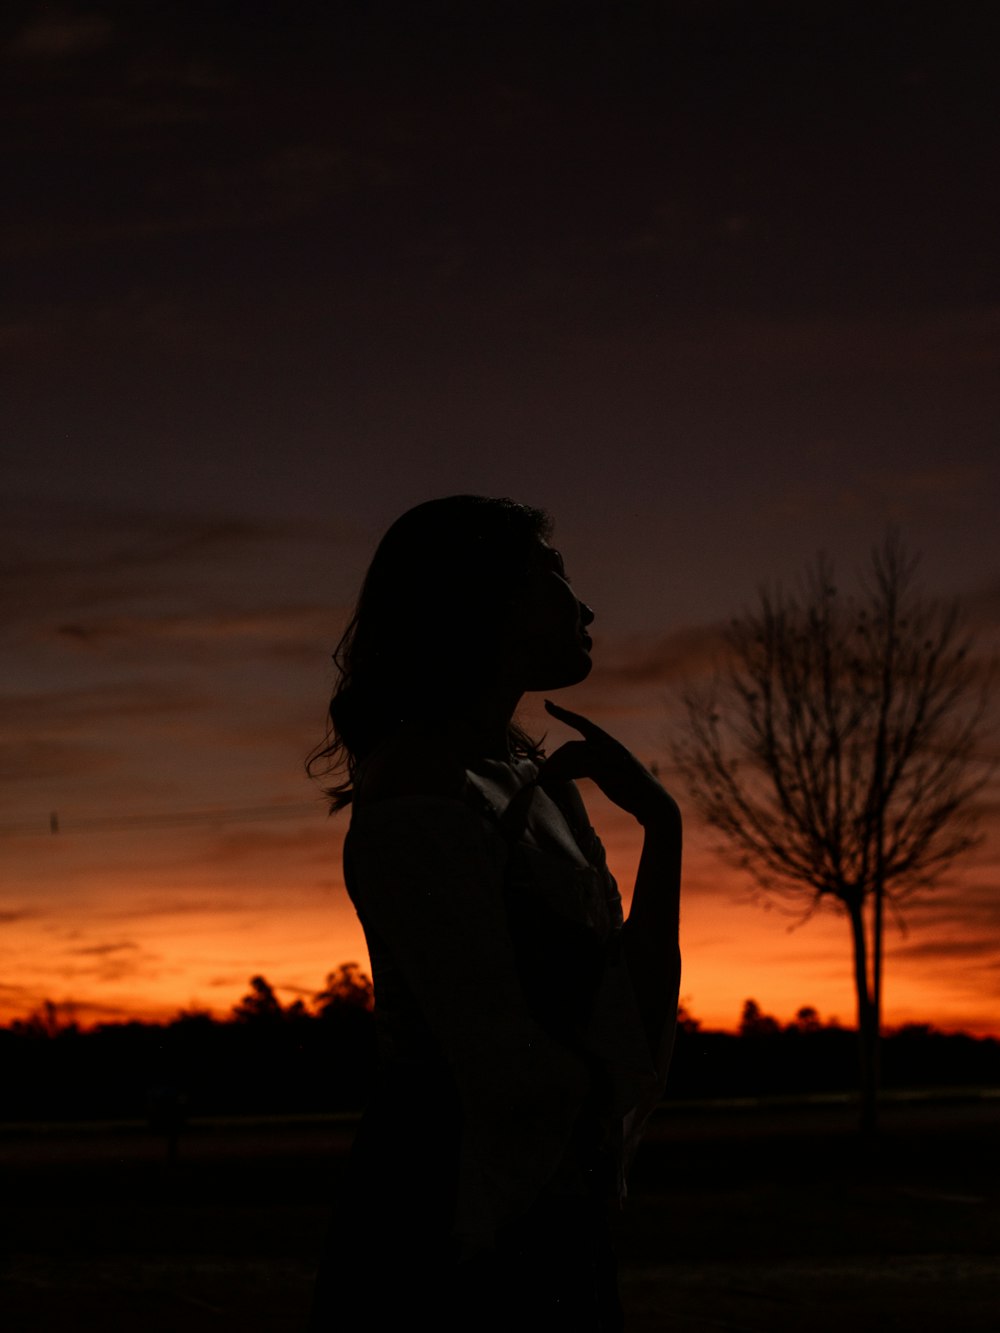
[0,802,322,838]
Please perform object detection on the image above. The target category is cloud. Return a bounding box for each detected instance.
[67,940,140,957]
[50,604,337,665]
[98,890,299,923]
[592,623,727,690]
[0,981,34,998]
[35,997,138,1023]
[197,821,341,868]
[721,308,1000,377]
[0,680,211,734]
[2,141,388,261]
[544,625,733,742]
[891,936,1000,962]
[967,581,1000,620]
[767,467,996,540]
[144,141,381,232]
[3,501,305,582]
[0,499,360,629]
[0,501,355,765]
[9,9,114,60]
[53,939,162,983]
[0,499,359,827]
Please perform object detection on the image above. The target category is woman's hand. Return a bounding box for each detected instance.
[542,699,682,1073]
[538,699,678,829]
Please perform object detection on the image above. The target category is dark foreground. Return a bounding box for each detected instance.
[2,1094,998,1332]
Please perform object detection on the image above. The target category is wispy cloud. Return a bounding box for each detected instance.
[0,981,34,999]
[593,623,727,689]
[2,141,388,260]
[49,605,337,665]
[891,936,1000,962]
[9,9,114,60]
[0,498,356,819]
[761,464,997,544]
[50,939,164,984]
[67,940,141,958]
[1,501,349,616]
[0,680,210,730]
[745,308,1000,376]
[195,821,341,870]
[97,894,270,923]
[0,909,37,924]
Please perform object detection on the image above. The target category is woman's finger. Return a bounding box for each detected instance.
[543,698,607,741]
[536,740,594,784]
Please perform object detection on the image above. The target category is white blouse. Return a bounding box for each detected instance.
[344,760,672,1254]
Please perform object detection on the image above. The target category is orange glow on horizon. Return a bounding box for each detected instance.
[4,804,998,1039]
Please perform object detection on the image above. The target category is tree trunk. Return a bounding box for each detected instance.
[848,898,878,1135]
[871,870,884,1109]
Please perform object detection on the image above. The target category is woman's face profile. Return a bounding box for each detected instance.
[503,541,595,692]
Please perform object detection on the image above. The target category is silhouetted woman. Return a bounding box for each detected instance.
[307,496,681,1332]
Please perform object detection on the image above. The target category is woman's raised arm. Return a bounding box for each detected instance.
[538,700,682,1062]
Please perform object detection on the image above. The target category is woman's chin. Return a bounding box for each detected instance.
[527,652,593,692]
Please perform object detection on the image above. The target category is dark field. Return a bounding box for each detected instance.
[2,1095,998,1332]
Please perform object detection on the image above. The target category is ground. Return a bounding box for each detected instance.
[1,1095,998,1331]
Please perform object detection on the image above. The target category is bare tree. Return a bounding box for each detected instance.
[674,536,992,1131]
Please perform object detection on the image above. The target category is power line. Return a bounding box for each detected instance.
[0,802,323,838]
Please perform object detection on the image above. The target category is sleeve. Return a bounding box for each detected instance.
[346,795,592,1254]
[549,785,674,1189]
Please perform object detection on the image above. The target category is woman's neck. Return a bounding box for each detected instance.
[438,685,522,763]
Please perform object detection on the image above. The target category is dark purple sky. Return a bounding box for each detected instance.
[3,2,999,1029]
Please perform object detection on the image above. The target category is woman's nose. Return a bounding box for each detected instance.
[579,601,595,626]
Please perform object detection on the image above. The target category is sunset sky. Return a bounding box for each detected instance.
[3,1,999,1035]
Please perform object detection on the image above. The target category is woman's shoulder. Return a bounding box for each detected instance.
[354,723,468,807]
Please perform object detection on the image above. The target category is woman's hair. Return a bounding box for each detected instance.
[308,495,553,810]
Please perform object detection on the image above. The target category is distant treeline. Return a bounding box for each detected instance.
[0,967,378,1123]
[671,1000,1000,1101]
[2,973,997,1122]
